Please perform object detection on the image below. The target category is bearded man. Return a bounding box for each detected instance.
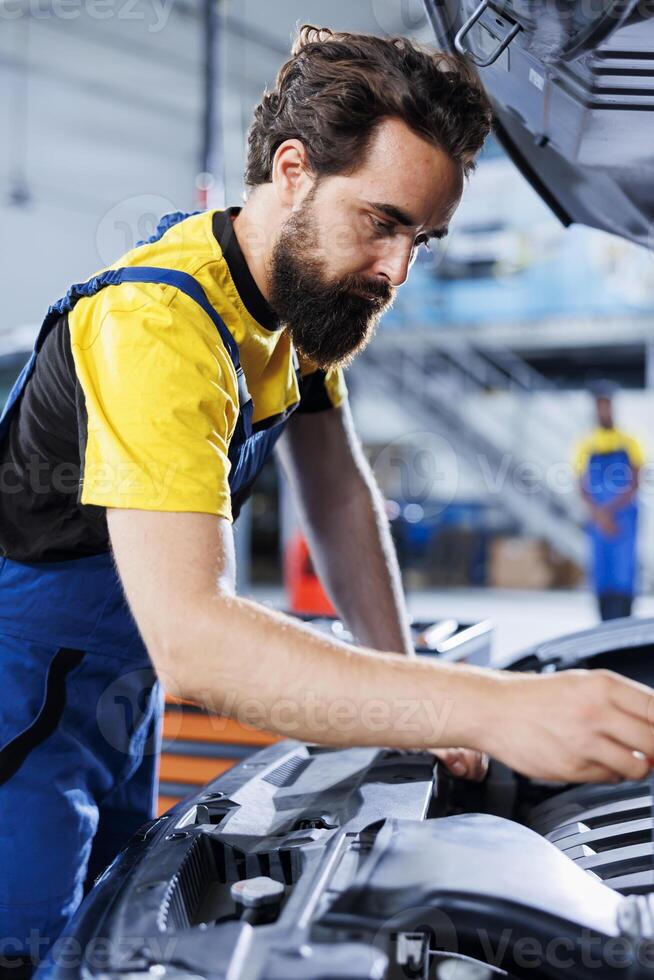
[2,26,654,970]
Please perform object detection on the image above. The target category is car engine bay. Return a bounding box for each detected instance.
[49,618,654,980]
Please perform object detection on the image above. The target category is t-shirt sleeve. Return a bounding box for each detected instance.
[69,286,239,520]
[626,435,646,469]
[295,353,348,414]
[572,437,591,478]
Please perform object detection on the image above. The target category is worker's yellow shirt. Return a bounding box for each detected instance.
[573,427,645,478]
[0,208,347,562]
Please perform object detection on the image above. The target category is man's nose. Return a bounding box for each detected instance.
[370,239,414,288]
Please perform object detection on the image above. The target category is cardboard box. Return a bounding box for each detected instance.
[488,536,555,590]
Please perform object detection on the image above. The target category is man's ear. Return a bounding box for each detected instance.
[271,139,314,208]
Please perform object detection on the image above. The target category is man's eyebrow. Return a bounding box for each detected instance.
[369,202,415,227]
[368,202,448,239]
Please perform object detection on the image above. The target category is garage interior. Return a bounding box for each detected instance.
[2,2,654,979]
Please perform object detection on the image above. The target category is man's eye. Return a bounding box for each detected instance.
[371,217,394,236]
[415,234,432,252]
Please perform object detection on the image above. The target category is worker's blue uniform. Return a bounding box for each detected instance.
[574,427,644,620]
[0,209,346,972]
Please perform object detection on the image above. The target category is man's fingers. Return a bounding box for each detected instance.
[606,671,654,723]
[484,670,654,784]
[604,706,654,761]
[469,750,489,781]
[432,747,488,782]
[574,761,624,784]
[431,747,463,772]
[590,736,651,783]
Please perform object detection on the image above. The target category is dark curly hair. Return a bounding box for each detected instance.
[245,24,493,188]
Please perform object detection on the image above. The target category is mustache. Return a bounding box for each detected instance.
[341,273,395,305]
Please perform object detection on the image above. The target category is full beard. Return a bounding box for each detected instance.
[268,196,395,370]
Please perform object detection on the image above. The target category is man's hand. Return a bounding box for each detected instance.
[592,504,618,537]
[483,668,654,783]
[432,747,489,781]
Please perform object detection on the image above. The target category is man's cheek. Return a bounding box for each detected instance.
[322,221,365,265]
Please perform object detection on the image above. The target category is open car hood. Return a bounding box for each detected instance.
[424,1,654,247]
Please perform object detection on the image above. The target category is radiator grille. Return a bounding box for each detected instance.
[159,836,214,931]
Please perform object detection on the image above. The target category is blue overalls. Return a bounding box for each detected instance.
[0,213,292,968]
[583,448,638,620]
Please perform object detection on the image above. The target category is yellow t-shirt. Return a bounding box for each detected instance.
[0,209,347,562]
[573,427,645,478]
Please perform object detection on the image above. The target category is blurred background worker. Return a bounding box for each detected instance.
[574,384,645,621]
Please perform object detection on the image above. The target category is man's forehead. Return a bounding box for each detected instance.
[349,138,463,227]
[362,116,462,179]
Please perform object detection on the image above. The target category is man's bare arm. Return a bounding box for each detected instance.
[108,508,654,784]
[276,403,413,655]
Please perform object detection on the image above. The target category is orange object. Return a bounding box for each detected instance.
[160,754,236,786]
[285,533,336,615]
[157,794,182,816]
[158,699,278,815]
[163,707,280,747]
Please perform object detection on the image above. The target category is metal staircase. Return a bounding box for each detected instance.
[355,334,587,566]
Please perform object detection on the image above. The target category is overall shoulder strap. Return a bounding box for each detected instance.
[2,263,252,436]
[136,210,201,247]
[47,265,251,409]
